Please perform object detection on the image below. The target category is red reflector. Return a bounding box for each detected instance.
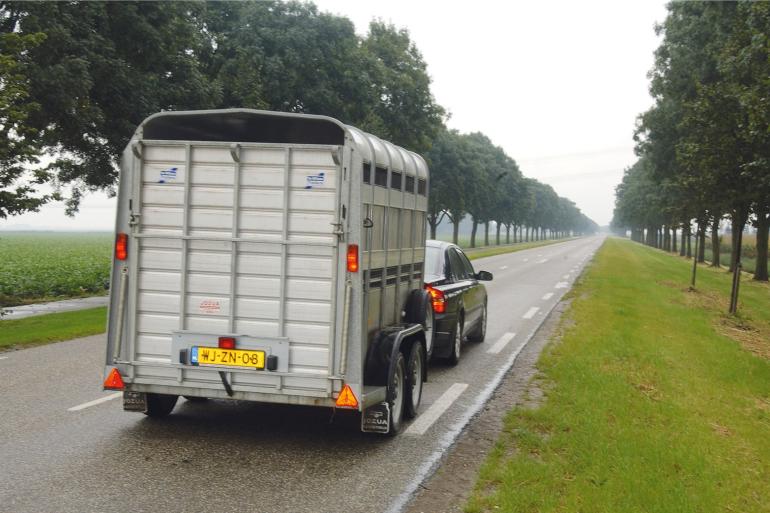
[103,368,125,390]
[115,233,128,260]
[347,244,359,273]
[424,285,446,314]
[335,384,358,409]
[218,337,236,349]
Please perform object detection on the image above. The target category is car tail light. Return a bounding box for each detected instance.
[115,233,128,260]
[218,337,236,349]
[347,244,359,273]
[335,384,358,409]
[103,368,125,390]
[424,285,446,314]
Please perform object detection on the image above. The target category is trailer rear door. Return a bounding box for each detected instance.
[127,141,341,392]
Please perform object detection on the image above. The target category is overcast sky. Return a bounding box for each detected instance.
[1,0,668,231]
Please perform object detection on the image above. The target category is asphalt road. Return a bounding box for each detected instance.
[0,235,604,513]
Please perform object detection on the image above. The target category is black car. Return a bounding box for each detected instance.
[423,240,493,364]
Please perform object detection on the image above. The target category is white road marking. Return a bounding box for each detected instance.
[537,259,549,264]
[542,292,554,301]
[487,332,516,354]
[405,383,468,436]
[555,281,568,289]
[523,307,540,319]
[499,265,508,270]
[68,392,122,412]
[522,258,529,262]
[0,356,8,360]
[563,274,570,279]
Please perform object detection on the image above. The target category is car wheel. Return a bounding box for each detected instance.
[468,302,487,343]
[144,393,178,418]
[387,352,406,435]
[404,343,424,419]
[447,315,463,366]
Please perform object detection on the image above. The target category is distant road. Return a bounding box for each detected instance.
[0,236,604,513]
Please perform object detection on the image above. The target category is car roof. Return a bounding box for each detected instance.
[426,239,458,251]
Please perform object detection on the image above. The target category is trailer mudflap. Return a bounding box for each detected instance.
[123,391,147,412]
[361,401,390,434]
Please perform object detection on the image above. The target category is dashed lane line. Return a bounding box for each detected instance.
[563,274,570,279]
[487,332,516,354]
[555,281,568,289]
[405,383,469,436]
[542,292,554,301]
[536,259,549,264]
[499,265,508,270]
[522,307,540,319]
[68,392,122,412]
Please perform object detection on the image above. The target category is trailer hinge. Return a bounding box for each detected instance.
[128,212,141,227]
[331,221,345,241]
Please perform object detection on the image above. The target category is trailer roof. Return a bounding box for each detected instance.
[137,109,428,180]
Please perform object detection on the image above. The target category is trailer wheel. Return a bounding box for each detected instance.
[404,289,435,359]
[144,393,178,418]
[387,352,406,435]
[447,315,463,366]
[404,343,424,419]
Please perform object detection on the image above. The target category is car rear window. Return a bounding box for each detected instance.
[425,246,443,278]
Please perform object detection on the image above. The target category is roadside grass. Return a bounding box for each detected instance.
[466,237,770,513]
[465,238,577,261]
[0,307,108,351]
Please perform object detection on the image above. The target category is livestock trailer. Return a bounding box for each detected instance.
[103,109,434,434]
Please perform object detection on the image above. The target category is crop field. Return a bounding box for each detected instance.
[0,232,112,307]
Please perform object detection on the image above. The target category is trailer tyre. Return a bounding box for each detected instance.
[404,289,435,359]
[404,343,424,419]
[144,393,178,418]
[387,352,406,435]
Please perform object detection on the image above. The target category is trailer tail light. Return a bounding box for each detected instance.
[103,368,125,390]
[335,384,359,409]
[424,285,446,314]
[218,337,236,349]
[115,233,128,260]
[347,244,359,273]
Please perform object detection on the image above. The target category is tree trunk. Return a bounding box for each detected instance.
[506,224,511,244]
[754,208,769,282]
[496,223,501,245]
[672,227,677,253]
[697,227,706,263]
[470,219,478,248]
[710,218,720,268]
[526,227,530,242]
[484,222,490,246]
[679,225,686,256]
[729,225,740,272]
[729,207,750,314]
[452,218,460,245]
[686,225,692,258]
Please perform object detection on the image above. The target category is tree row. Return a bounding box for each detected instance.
[612,1,769,296]
[1,0,596,239]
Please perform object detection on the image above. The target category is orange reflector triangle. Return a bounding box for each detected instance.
[103,368,125,390]
[335,384,358,409]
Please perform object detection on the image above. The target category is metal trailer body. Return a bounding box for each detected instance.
[104,109,429,430]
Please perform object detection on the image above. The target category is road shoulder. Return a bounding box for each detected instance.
[405,299,570,513]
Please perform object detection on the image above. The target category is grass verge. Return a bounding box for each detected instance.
[0,307,107,351]
[466,237,770,513]
[465,238,576,261]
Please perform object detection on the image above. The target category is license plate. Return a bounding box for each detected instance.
[191,346,265,369]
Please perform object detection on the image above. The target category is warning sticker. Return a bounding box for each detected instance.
[158,167,178,183]
[305,172,326,189]
[199,299,221,314]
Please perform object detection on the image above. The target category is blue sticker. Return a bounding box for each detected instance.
[305,172,325,189]
[159,167,178,183]
[190,346,199,365]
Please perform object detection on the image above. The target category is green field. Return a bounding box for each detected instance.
[0,232,112,307]
[467,238,770,513]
